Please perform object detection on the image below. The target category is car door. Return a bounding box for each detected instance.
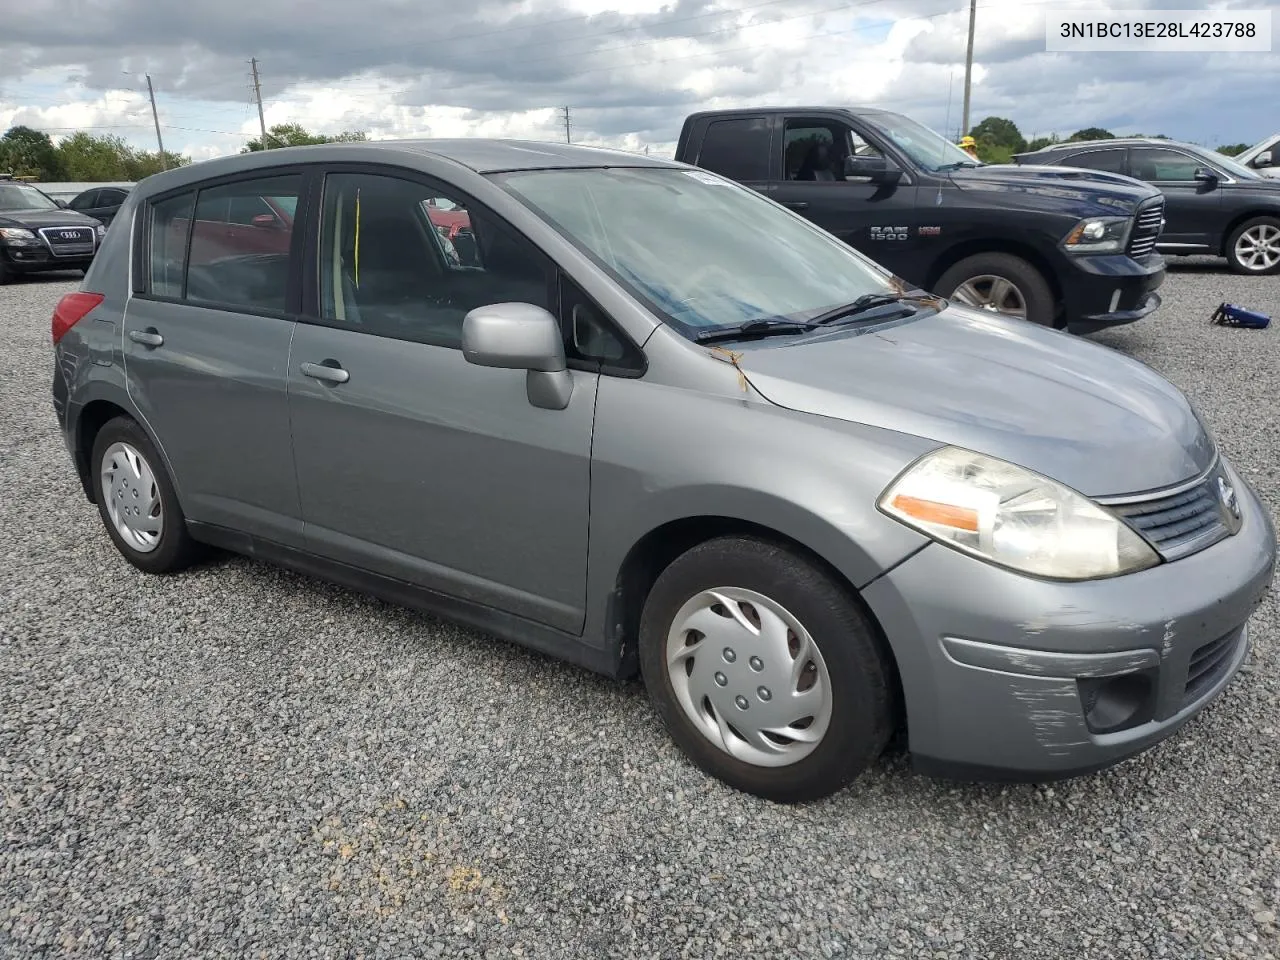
[770,113,920,278]
[94,188,129,226]
[286,167,598,634]
[123,170,307,546]
[1128,146,1223,250]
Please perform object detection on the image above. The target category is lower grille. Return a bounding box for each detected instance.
[38,226,96,258]
[1182,630,1241,708]
[1127,197,1165,258]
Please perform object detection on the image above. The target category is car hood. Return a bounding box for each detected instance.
[949,164,1158,215]
[732,307,1215,498]
[0,208,101,229]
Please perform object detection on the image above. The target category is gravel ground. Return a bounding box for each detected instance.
[2,260,1278,960]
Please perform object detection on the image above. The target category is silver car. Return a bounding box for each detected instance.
[50,140,1276,802]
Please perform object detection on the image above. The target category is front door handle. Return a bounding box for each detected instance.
[782,201,809,210]
[300,361,350,384]
[128,329,163,347]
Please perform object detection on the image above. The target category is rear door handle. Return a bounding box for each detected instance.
[128,329,163,347]
[783,201,809,210]
[300,361,350,384]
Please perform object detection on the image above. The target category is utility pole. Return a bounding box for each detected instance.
[145,73,167,170]
[560,106,572,144]
[250,58,269,149]
[961,0,977,137]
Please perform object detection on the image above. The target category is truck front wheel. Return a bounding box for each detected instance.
[934,253,1057,327]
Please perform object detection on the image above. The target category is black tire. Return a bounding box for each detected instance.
[935,252,1058,327]
[638,535,897,803]
[90,416,203,575]
[1224,216,1280,276]
[0,260,11,285]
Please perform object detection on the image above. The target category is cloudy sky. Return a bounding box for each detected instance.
[1,0,1276,164]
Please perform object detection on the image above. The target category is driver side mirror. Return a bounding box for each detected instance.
[252,212,282,228]
[1253,151,1273,168]
[1193,166,1219,184]
[55,198,69,209]
[462,302,573,410]
[843,154,902,185]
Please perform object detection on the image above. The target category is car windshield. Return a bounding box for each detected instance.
[1197,147,1262,181]
[861,111,981,172]
[497,167,899,336]
[0,183,59,212]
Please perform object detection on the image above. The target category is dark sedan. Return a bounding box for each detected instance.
[1015,138,1280,276]
[66,185,133,228]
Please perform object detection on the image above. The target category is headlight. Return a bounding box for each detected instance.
[1062,216,1131,254]
[878,446,1159,580]
[0,227,37,242]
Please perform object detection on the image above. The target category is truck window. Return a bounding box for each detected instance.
[695,117,771,182]
[782,119,881,182]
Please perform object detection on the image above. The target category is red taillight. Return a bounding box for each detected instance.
[51,292,105,345]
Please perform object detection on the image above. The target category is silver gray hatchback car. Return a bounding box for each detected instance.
[51,140,1276,802]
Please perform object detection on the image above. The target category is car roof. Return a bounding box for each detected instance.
[685,106,897,120]
[1019,137,1207,155]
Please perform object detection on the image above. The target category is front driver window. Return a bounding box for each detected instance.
[317,172,555,349]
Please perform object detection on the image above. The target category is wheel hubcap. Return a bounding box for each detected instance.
[950,274,1029,320]
[1235,225,1280,271]
[665,588,833,768]
[100,441,163,553]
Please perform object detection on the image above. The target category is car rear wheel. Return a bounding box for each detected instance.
[935,252,1057,326]
[1225,217,1280,275]
[91,416,203,575]
[638,536,896,803]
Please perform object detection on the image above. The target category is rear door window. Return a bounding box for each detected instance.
[1063,148,1127,174]
[186,174,302,312]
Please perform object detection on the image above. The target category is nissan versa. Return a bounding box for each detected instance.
[51,140,1276,803]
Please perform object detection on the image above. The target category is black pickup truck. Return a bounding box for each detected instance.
[674,107,1168,333]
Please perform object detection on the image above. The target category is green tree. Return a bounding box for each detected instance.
[1217,143,1250,157]
[242,123,368,152]
[53,132,189,181]
[0,126,63,179]
[970,116,1026,153]
[1067,127,1115,142]
[56,132,131,180]
[1025,134,1060,152]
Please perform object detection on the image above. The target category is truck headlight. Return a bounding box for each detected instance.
[1062,216,1131,254]
[878,446,1159,580]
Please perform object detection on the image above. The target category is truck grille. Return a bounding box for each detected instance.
[1102,462,1235,562]
[1126,197,1165,258]
[38,226,96,258]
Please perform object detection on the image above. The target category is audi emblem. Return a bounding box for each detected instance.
[59,230,80,240]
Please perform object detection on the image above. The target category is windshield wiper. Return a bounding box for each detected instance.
[692,318,816,344]
[808,293,915,327]
[934,160,983,171]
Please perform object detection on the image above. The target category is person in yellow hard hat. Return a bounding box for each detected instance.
[958,135,979,160]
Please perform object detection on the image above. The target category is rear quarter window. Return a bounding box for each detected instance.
[695,117,771,182]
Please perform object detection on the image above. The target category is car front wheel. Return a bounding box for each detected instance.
[935,252,1057,327]
[1226,216,1280,275]
[639,536,897,803]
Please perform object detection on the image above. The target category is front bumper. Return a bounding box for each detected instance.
[862,458,1277,781]
[1060,251,1167,334]
[1,241,96,274]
